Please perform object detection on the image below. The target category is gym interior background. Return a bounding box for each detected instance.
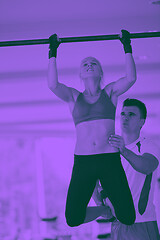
[0,0,160,239]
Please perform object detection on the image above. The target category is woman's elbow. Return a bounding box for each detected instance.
[128,78,136,88]
[132,76,137,84]
[48,82,57,91]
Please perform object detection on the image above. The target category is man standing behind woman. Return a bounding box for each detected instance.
[93,98,160,240]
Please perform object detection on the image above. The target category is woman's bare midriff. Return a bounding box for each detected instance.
[74,119,119,155]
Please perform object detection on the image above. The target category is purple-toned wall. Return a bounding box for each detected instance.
[0,1,160,239]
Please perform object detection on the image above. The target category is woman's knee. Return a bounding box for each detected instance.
[117,208,136,225]
[65,216,82,227]
[120,215,136,225]
[65,209,85,227]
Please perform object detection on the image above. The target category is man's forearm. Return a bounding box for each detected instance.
[121,147,149,175]
[109,135,158,175]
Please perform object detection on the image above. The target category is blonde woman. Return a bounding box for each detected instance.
[48,30,136,227]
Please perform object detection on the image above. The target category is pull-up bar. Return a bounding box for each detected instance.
[0,31,160,47]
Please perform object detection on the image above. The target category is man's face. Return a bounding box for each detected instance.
[120,106,145,134]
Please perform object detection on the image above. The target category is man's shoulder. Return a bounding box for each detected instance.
[140,136,160,162]
[140,136,158,148]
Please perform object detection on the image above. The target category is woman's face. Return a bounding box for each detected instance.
[80,57,103,82]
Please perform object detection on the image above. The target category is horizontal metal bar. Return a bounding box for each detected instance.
[0,31,160,47]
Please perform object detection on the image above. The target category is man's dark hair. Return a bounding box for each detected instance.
[123,98,147,120]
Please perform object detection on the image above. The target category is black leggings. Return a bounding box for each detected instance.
[65,152,136,227]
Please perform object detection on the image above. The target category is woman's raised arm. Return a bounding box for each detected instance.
[47,34,78,102]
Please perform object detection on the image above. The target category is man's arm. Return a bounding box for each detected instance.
[109,135,159,175]
[121,148,159,175]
